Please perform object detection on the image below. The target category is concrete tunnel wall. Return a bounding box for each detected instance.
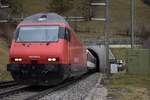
[87,45,107,73]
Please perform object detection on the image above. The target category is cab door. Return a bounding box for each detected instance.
[64,28,71,64]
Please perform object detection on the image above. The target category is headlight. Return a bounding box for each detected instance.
[14,58,22,62]
[48,58,57,62]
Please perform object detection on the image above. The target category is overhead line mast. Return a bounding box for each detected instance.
[90,0,110,75]
[105,0,110,76]
[131,0,136,48]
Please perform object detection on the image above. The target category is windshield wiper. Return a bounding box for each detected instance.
[46,41,51,45]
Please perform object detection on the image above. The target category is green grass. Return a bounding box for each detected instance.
[77,32,103,41]
[22,0,49,16]
[0,37,12,80]
[12,0,149,41]
[110,73,150,88]
[110,0,150,32]
[111,48,127,60]
[109,48,150,100]
[108,73,150,100]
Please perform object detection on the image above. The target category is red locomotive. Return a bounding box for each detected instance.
[7,13,97,86]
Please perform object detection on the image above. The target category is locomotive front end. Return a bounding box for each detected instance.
[7,14,71,86]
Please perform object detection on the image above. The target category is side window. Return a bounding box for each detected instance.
[65,29,71,41]
[15,28,20,39]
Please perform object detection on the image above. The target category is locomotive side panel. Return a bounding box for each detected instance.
[69,31,87,75]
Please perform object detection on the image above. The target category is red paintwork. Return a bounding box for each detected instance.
[10,39,69,64]
[9,22,87,69]
[69,31,87,68]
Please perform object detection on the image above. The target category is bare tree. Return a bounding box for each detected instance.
[8,0,23,15]
[47,0,74,13]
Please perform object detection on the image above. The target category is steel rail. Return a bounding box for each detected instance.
[0,81,18,88]
[0,85,30,98]
[0,80,14,84]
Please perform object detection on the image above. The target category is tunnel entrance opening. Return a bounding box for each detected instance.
[87,48,100,72]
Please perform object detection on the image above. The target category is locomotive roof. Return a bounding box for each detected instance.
[22,13,68,24]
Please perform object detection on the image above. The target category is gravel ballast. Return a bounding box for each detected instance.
[40,73,103,100]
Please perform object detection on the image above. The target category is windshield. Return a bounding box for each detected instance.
[16,26,59,42]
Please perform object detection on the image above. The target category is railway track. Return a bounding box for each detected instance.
[0,80,18,89]
[0,85,30,99]
[25,73,91,100]
[0,73,92,100]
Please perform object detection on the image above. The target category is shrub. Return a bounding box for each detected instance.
[47,0,74,13]
[7,0,23,15]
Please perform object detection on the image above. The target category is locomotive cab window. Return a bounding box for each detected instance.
[65,29,71,41]
[16,26,59,42]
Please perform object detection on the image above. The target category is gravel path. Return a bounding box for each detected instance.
[39,73,106,100]
[85,75,107,100]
